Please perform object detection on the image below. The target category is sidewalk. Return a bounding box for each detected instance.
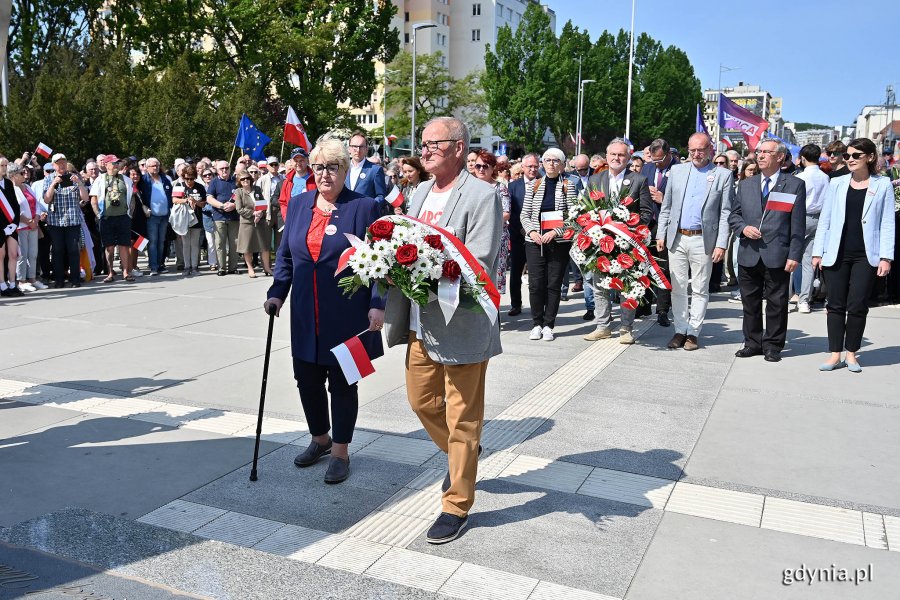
[2,270,899,599]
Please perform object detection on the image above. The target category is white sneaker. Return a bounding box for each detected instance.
[790,294,799,304]
[18,283,35,292]
[529,326,542,340]
[798,302,811,313]
[541,326,554,341]
[31,281,47,290]
[727,295,742,304]
[132,269,144,277]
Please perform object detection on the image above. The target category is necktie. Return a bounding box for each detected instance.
[656,170,663,188]
[763,177,771,198]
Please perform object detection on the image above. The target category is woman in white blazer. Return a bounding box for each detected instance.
[812,138,894,372]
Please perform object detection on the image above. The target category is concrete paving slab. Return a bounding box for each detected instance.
[0,401,81,439]
[1,286,171,319]
[76,296,257,330]
[0,410,278,527]
[625,512,900,600]
[408,479,662,598]
[685,388,900,511]
[182,445,424,534]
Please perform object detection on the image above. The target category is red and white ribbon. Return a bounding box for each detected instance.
[584,219,671,290]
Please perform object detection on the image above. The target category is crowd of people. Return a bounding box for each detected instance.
[2,117,898,544]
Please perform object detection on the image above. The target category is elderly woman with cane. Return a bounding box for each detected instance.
[264,138,384,484]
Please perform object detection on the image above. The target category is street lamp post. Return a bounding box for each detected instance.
[576,79,596,156]
[624,0,636,141]
[411,22,437,155]
[715,63,738,152]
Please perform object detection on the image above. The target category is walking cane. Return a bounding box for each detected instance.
[250,303,278,481]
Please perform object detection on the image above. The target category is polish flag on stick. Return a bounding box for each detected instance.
[35,143,53,159]
[765,191,797,213]
[284,106,312,152]
[541,210,564,230]
[133,235,149,252]
[330,333,375,385]
[254,196,268,211]
[385,186,404,208]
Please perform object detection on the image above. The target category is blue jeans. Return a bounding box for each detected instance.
[583,270,595,310]
[147,215,169,272]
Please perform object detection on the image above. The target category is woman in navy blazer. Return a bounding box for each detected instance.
[812,138,894,372]
[265,139,384,483]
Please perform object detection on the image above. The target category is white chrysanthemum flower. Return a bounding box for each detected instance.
[616,237,631,250]
[588,210,599,221]
[370,261,390,278]
[598,276,613,290]
[570,248,587,263]
[588,228,604,243]
[373,240,392,256]
[608,260,623,274]
[639,261,651,274]
[613,207,630,221]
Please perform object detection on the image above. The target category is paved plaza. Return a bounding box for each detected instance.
[2,268,900,599]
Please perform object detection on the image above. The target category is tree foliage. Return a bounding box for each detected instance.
[483,5,702,154]
[2,0,400,163]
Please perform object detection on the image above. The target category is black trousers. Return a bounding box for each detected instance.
[823,255,877,353]
[525,241,570,328]
[508,236,526,309]
[293,359,358,444]
[38,222,52,280]
[738,259,790,351]
[47,225,82,286]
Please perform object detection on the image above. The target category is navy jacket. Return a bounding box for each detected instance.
[345,159,387,206]
[267,188,385,366]
[138,173,173,216]
[507,177,529,242]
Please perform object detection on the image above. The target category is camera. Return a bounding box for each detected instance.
[59,173,72,187]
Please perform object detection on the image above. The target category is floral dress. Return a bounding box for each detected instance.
[495,180,511,294]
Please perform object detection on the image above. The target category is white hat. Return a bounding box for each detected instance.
[174,158,186,169]
[51,153,67,163]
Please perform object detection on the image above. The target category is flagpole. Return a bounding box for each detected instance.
[228,146,237,169]
[624,0,635,141]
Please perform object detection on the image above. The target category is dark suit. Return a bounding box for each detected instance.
[729,173,807,352]
[641,161,679,314]
[345,159,386,207]
[507,177,530,310]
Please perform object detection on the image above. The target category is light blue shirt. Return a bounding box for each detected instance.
[292,172,309,195]
[150,178,167,216]
[679,163,712,230]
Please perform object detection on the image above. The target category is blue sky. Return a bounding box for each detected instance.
[551,1,891,127]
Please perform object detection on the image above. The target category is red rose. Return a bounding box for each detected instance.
[589,190,605,201]
[576,233,592,251]
[576,213,593,228]
[626,213,641,227]
[396,243,419,265]
[621,196,634,207]
[599,235,616,254]
[621,297,639,310]
[632,249,646,263]
[562,228,575,240]
[617,253,635,269]
[635,225,651,239]
[638,275,652,288]
[441,259,461,280]
[369,220,395,239]
[609,277,624,291]
[595,256,612,272]
[424,234,444,251]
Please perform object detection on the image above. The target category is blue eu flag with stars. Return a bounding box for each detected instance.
[234,114,271,161]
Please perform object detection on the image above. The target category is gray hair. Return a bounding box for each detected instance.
[542,147,566,163]
[759,138,787,157]
[145,157,161,167]
[607,138,632,155]
[6,162,27,177]
[648,139,670,154]
[309,138,351,172]
[424,117,470,154]
[522,152,540,164]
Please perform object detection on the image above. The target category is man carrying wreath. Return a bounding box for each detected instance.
[383,117,503,544]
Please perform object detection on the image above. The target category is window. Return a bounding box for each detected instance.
[506,7,513,19]
[473,3,481,16]
[404,11,409,21]
[472,29,481,42]
[404,33,409,44]
[497,3,503,17]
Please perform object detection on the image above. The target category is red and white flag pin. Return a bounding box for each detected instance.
[35,143,53,159]
[541,210,564,229]
[133,235,149,252]
[385,186,404,208]
[330,332,375,385]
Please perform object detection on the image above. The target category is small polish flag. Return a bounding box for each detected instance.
[541,210,564,230]
[765,191,797,213]
[284,106,312,152]
[35,143,53,159]
[330,334,375,385]
[385,186,404,208]
[133,235,149,252]
[172,187,186,199]
[254,196,268,211]
[336,246,357,275]
[720,137,733,149]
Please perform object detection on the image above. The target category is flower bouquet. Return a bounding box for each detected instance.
[890,165,900,212]
[567,183,670,309]
[337,216,500,324]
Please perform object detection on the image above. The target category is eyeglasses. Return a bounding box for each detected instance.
[348,144,367,150]
[542,158,561,164]
[248,170,259,174]
[183,176,195,181]
[420,139,459,153]
[473,163,491,171]
[687,148,710,155]
[713,160,727,166]
[842,152,865,160]
[755,149,778,155]
[311,163,341,175]
[239,177,251,182]
[202,173,214,178]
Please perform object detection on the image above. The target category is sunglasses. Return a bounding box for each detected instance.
[842,152,866,161]
[714,160,727,166]
[473,164,491,171]
[239,177,251,182]
[827,151,843,157]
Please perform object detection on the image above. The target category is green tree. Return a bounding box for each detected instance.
[632,44,702,147]
[383,51,486,144]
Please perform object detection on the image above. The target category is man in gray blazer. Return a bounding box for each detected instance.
[656,133,734,351]
[583,138,654,344]
[383,117,502,544]
[728,139,807,362]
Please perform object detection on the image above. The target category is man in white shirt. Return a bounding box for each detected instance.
[794,144,831,313]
